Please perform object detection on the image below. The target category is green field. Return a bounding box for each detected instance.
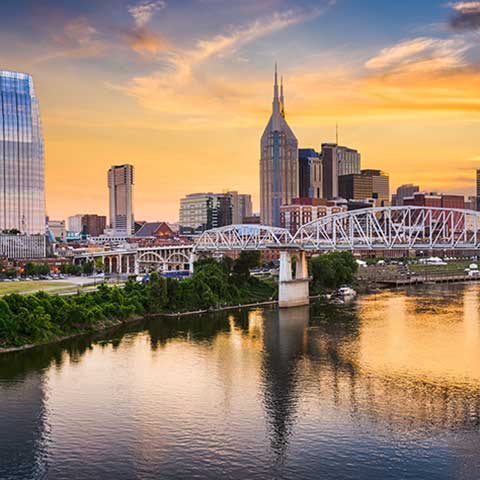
[0,280,74,296]
[408,261,472,273]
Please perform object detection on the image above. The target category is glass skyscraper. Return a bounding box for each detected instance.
[260,66,298,226]
[0,70,45,234]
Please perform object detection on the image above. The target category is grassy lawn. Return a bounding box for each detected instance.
[0,280,74,296]
[408,261,472,273]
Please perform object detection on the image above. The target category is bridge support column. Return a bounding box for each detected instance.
[189,253,197,275]
[278,250,310,308]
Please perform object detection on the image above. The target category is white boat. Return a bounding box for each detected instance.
[336,286,357,297]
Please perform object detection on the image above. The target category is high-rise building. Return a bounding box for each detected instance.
[361,169,390,205]
[108,164,134,235]
[321,144,361,199]
[392,184,420,206]
[0,70,45,234]
[47,219,66,241]
[260,66,298,226]
[179,192,233,233]
[227,191,253,224]
[68,214,106,237]
[298,148,322,199]
[338,174,373,200]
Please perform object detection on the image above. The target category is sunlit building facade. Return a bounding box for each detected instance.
[108,164,134,235]
[0,70,45,234]
[260,66,298,226]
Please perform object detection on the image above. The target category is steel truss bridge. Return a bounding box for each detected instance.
[72,207,480,276]
[194,206,480,252]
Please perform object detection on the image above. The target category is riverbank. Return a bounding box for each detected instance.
[0,293,332,355]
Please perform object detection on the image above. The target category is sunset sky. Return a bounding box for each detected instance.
[2,0,480,221]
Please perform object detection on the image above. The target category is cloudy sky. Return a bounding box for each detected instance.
[2,0,480,221]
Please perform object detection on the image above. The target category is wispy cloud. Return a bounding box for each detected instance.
[119,27,170,55]
[113,7,323,122]
[128,0,167,27]
[39,17,106,61]
[365,36,470,72]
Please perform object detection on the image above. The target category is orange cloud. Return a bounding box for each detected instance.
[120,27,171,54]
[44,17,106,60]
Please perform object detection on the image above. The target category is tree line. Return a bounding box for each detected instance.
[0,251,275,348]
[0,251,357,349]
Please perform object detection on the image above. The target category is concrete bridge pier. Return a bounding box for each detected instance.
[189,253,198,275]
[278,250,310,308]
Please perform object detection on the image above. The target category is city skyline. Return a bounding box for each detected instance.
[1,0,480,221]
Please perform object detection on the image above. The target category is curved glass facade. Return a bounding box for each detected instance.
[0,70,45,234]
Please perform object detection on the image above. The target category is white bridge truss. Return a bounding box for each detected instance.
[293,206,480,251]
[72,208,480,275]
[194,207,480,252]
[194,224,293,252]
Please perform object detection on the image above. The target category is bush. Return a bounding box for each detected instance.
[0,252,276,347]
[309,252,358,291]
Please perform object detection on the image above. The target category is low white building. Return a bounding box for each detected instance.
[0,234,47,259]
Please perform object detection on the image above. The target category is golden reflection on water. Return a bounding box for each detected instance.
[357,285,480,385]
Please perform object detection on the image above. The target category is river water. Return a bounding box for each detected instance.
[1,283,480,480]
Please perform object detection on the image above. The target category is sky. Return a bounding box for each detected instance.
[1,0,480,222]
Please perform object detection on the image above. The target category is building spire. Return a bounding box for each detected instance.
[272,62,281,119]
[280,75,285,118]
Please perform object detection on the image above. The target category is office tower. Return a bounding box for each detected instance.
[298,148,322,199]
[179,192,233,232]
[69,214,107,237]
[321,144,338,198]
[321,143,361,199]
[361,169,390,205]
[338,174,373,200]
[47,219,66,241]
[227,191,253,224]
[0,70,45,234]
[393,184,420,206]
[67,214,83,234]
[260,66,298,226]
[180,193,211,232]
[108,164,134,235]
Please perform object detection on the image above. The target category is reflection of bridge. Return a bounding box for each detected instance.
[73,207,480,307]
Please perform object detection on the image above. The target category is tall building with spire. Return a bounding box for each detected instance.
[260,65,298,226]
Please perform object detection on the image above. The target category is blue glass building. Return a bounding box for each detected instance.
[0,70,45,234]
[260,66,298,226]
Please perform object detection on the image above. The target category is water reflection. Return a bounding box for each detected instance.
[262,307,308,467]
[1,284,480,479]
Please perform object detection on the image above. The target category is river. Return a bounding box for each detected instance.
[1,283,480,479]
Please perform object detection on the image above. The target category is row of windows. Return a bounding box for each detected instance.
[0,81,45,234]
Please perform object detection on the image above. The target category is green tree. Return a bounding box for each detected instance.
[38,263,51,275]
[82,261,94,275]
[309,252,358,291]
[95,258,105,273]
[232,251,261,281]
[4,268,17,279]
[146,272,168,312]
